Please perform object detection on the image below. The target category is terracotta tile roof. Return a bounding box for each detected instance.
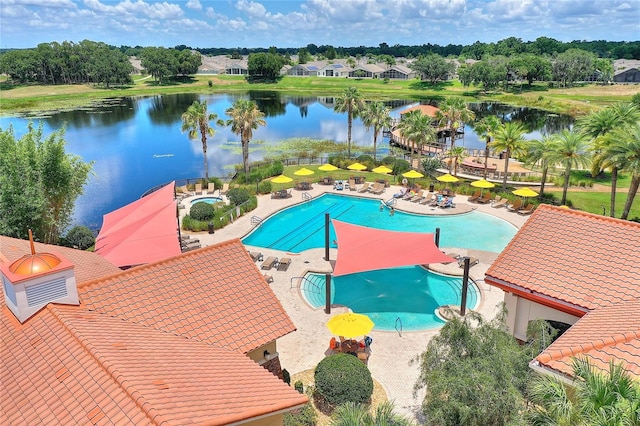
[399,104,440,118]
[0,235,121,284]
[1,303,307,425]
[485,204,640,315]
[78,239,296,354]
[534,298,640,379]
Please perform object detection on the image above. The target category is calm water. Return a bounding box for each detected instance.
[0,93,573,230]
[304,268,479,331]
[242,193,517,253]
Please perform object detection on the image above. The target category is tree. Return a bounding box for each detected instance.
[63,225,95,250]
[552,48,596,87]
[180,100,222,180]
[225,99,266,176]
[525,134,556,197]
[489,122,528,189]
[247,52,285,81]
[397,110,435,168]
[331,401,415,426]
[604,123,640,220]
[0,123,93,243]
[141,46,178,83]
[447,146,467,176]
[360,101,392,161]
[546,129,592,205]
[435,98,475,155]
[473,115,502,178]
[409,54,455,83]
[297,48,311,64]
[527,358,640,425]
[333,87,365,157]
[413,310,533,426]
[509,54,552,85]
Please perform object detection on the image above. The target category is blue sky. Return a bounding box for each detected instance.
[1,0,638,49]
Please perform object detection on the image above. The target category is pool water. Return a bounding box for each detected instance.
[190,197,223,205]
[242,193,516,253]
[302,267,479,331]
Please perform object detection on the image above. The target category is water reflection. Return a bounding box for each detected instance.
[0,94,573,230]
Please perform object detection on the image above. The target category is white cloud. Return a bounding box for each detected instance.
[185,0,201,11]
[235,0,267,18]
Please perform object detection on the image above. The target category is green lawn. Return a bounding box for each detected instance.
[546,190,640,219]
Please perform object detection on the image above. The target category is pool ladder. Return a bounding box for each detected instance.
[395,317,403,337]
[250,216,262,226]
[302,192,312,201]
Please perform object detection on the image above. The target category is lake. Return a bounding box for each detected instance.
[0,93,573,230]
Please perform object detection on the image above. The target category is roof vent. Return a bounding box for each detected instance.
[0,230,78,323]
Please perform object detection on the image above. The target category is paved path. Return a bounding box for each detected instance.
[181,184,530,422]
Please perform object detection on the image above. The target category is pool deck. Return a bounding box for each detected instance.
[180,184,531,422]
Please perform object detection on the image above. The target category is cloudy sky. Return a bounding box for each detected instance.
[1,0,638,49]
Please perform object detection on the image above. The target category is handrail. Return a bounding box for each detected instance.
[290,275,324,293]
[219,199,252,223]
[395,317,403,337]
[302,192,312,201]
[251,215,262,226]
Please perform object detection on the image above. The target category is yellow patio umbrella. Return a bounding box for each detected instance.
[347,162,368,171]
[326,312,375,338]
[293,167,315,176]
[402,170,424,179]
[512,187,539,198]
[372,165,393,174]
[436,173,459,183]
[470,178,495,196]
[271,174,293,184]
[318,163,339,172]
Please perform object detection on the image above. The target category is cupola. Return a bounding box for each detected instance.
[0,230,78,323]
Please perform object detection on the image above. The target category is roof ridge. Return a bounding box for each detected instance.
[536,204,640,228]
[78,238,244,290]
[47,306,167,425]
[538,330,640,363]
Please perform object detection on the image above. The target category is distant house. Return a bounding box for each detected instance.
[128,57,144,74]
[0,236,307,425]
[349,63,385,78]
[485,205,640,380]
[379,64,416,80]
[287,61,325,77]
[613,59,640,83]
[198,55,225,75]
[226,60,248,75]
[317,62,352,77]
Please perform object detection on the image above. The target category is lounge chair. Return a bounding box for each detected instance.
[419,193,434,205]
[467,190,481,203]
[358,182,371,193]
[492,197,509,208]
[410,190,425,202]
[507,199,523,212]
[437,197,453,208]
[219,182,229,196]
[206,182,215,194]
[458,256,479,268]
[517,203,535,215]
[194,183,203,195]
[371,182,385,195]
[261,256,278,270]
[349,179,357,191]
[476,193,492,204]
[249,251,263,262]
[334,180,344,191]
[277,257,291,271]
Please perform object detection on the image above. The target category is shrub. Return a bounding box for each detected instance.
[314,353,373,406]
[391,158,411,175]
[258,180,272,195]
[294,380,304,394]
[283,402,317,426]
[207,177,222,190]
[190,202,215,221]
[63,225,95,250]
[226,187,251,206]
[283,369,291,385]
[208,80,213,87]
[422,156,444,173]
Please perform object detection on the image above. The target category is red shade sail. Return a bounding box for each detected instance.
[332,219,455,277]
[95,182,181,268]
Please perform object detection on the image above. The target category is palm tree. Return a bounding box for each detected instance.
[435,97,475,151]
[525,134,556,197]
[224,99,266,176]
[546,129,592,206]
[180,100,221,180]
[334,87,365,157]
[604,123,640,220]
[474,115,502,178]
[360,101,392,161]
[397,110,435,169]
[447,146,467,176]
[578,103,640,216]
[331,401,415,426]
[489,122,528,189]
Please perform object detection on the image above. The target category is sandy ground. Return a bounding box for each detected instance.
[181,183,530,422]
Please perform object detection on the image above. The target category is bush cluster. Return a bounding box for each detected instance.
[62,225,95,250]
[314,353,373,406]
[226,187,251,206]
[189,202,215,221]
[283,402,317,426]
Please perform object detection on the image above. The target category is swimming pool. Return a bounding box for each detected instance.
[190,196,223,205]
[242,193,516,253]
[302,267,479,331]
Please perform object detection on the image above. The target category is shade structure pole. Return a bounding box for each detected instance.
[325,273,331,314]
[460,257,470,316]
[435,227,440,248]
[324,213,330,261]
